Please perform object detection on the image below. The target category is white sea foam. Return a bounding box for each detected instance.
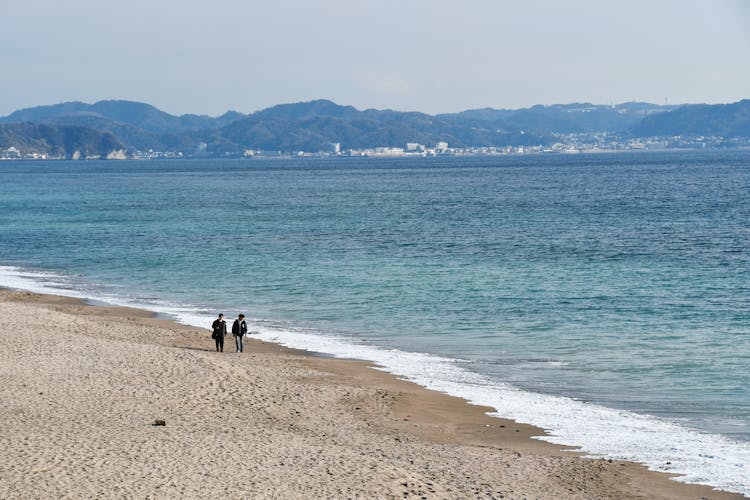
[0,266,89,298]
[1,264,748,496]
[0,265,217,329]
[247,324,750,496]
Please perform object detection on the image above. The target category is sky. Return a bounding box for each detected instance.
[1,0,749,117]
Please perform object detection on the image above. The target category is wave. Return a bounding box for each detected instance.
[1,264,748,496]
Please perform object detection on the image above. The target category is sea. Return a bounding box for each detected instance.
[1,151,749,495]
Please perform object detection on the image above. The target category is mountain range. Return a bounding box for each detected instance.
[1,98,749,159]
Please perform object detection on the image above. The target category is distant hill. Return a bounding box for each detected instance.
[3,97,749,157]
[0,123,124,159]
[40,113,170,151]
[219,99,551,152]
[632,99,750,137]
[0,100,244,133]
[449,102,675,134]
[0,100,249,153]
[252,100,364,122]
[1,102,93,123]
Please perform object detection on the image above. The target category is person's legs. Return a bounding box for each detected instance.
[218,336,224,352]
[235,335,243,353]
[215,337,221,351]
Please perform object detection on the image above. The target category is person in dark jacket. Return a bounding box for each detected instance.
[211,313,227,352]
[232,314,248,353]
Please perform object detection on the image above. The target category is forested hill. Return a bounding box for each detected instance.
[632,99,750,138]
[1,98,748,158]
[0,123,124,159]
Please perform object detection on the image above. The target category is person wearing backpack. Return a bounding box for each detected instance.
[232,314,248,353]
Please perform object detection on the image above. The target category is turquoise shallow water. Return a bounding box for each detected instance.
[1,152,749,493]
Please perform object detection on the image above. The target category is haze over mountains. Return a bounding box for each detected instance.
[1,98,749,159]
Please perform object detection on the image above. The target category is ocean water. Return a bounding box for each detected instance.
[1,152,749,494]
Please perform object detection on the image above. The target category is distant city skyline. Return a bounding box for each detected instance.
[1,0,749,117]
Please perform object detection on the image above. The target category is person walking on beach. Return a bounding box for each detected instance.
[232,314,248,353]
[211,313,227,352]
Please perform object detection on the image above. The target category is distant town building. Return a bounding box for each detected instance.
[328,142,341,154]
[2,146,21,159]
[373,147,405,156]
[435,141,448,153]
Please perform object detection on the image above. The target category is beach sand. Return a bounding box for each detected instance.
[0,289,744,499]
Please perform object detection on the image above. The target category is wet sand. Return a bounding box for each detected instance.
[0,289,744,499]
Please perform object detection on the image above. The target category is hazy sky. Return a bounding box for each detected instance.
[1,0,748,116]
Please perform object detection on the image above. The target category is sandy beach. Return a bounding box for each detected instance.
[0,288,744,499]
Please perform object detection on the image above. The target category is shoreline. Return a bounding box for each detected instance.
[3,146,750,162]
[0,287,744,499]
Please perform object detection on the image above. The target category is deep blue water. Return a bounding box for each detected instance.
[1,152,749,493]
